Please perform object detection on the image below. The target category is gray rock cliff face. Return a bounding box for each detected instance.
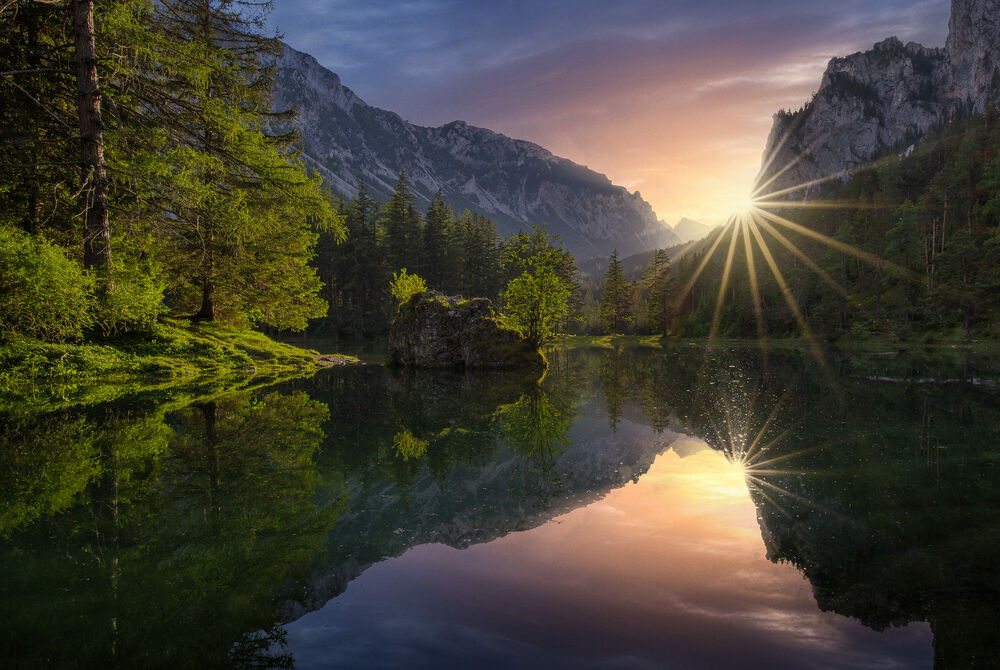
[274,46,679,259]
[388,292,545,369]
[759,0,1000,198]
[947,0,1000,112]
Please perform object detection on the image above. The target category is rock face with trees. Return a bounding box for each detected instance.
[388,292,544,369]
[760,0,1000,197]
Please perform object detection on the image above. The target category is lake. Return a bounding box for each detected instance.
[2,342,998,669]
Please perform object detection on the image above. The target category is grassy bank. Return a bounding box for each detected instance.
[0,318,358,411]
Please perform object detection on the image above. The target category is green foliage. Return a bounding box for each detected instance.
[91,254,167,336]
[390,268,428,305]
[496,390,571,460]
[502,224,582,320]
[0,227,94,341]
[0,318,335,412]
[393,429,429,461]
[599,250,635,334]
[668,112,1000,340]
[0,0,343,344]
[502,266,571,348]
[640,249,674,335]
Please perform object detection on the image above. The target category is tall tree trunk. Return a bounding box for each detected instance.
[73,0,111,280]
[197,249,216,320]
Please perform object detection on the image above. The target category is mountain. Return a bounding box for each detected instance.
[273,46,679,259]
[673,217,716,243]
[758,0,1000,198]
[577,241,692,283]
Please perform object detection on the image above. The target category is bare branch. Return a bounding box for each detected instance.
[0,72,75,132]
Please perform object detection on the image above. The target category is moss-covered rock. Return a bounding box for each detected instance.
[389,292,545,369]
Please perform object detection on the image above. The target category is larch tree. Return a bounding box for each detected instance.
[149,0,342,327]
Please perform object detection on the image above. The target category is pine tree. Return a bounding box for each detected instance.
[422,189,452,289]
[599,250,634,334]
[382,169,421,273]
[642,249,673,334]
[457,210,502,299]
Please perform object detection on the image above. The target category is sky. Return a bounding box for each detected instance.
[269,0,950,226]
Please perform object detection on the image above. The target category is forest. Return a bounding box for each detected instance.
[4,0,1000,366]
[665,112,1000,341]
[0,0,596,359]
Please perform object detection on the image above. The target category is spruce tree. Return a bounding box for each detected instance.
[382,169,421,273]
[642,249,673,334]
[149,0,342,326]
[422,189,452,289]
[599,250,634,334]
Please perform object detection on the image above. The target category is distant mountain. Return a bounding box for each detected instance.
[759,0,1000,197]
[577,241,692,283]
[673,217,716,243]
[273,46,680,259]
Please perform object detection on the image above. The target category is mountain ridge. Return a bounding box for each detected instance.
[759,0,999,198]
[274,45,680,259]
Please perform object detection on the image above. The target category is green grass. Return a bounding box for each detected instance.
[0,318,358,411]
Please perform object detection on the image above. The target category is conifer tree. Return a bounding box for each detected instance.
[599,250,634,334]
[382,169,422,273]
[148,0,341,326]
[422,189,452,289]
[642,249,673,334]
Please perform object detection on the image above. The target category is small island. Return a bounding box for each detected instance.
[389,291,545,369]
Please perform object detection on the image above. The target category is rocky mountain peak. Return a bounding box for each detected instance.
[274,45,678,259]
[758,0,999,198]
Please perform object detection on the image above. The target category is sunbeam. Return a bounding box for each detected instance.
[710,217,742,339]
[751,211,847,298]
[751,129,832,199]
[752,199,876,210]
[739,216,767,341]
[752,206,918,282]
[672,221,730,312]
[745,220,827,368]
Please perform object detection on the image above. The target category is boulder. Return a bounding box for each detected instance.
[389,292,545,369]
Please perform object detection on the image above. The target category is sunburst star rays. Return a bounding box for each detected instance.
[677,142,926,373]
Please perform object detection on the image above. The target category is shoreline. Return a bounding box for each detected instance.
[0,318,360,412]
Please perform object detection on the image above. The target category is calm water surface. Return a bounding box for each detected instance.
[2,344,998,668]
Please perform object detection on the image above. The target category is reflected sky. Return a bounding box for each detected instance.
[285,442,931,669]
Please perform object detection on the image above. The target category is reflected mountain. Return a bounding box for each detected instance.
[2,344,999,667]
[638,346,1000,670]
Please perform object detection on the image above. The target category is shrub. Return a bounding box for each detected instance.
[0,227,93,341]
[91,262,167,336]
[390,268,428,305]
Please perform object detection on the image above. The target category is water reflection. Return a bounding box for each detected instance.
[1,344,998,668]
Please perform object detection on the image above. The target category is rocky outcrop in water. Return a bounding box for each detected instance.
[388,292,545,369]
[273,46,679,259]
[759,0,1000,198]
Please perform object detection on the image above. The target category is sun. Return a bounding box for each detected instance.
[725,194,759,219]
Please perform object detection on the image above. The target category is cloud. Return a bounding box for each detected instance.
[271,0,950,224]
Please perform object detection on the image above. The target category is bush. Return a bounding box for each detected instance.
[91,262,167,336]
[390,268,427,305]
[0,227,93,341]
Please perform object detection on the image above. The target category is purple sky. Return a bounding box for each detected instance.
[270,0,950,224]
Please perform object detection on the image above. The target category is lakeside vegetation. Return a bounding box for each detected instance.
[665,112,1000,342]
[4,0,1000,398]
